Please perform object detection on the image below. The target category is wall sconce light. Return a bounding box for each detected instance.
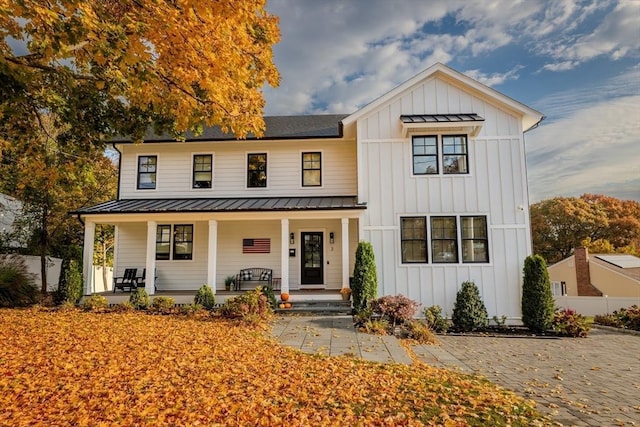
[329,232,335,244]
[290,232,295,245]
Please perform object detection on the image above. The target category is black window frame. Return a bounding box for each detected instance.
[137,155,157,190]
[442,135,469,174]
[461,216,489,263]
[400,217,427,263]
[156,224,171,260]
[430,216,459,264]
[193,154,213,189]
[412,136,439,175]
[247,153,267,188]
[302,152,322,187]
[173,224,194,260]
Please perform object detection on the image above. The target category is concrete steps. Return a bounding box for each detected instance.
[275,299,352,315]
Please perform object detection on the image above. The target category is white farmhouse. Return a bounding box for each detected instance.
[75,63,542,318]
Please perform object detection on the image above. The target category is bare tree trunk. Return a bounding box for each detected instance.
[102,240,108,291]
[40,207,48,293]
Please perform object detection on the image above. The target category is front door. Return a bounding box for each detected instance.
[301,232,323,285]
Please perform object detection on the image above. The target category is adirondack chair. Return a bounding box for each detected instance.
[136,268,158,291]
[113,268,138,292]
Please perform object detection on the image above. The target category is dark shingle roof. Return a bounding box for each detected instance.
[73,196,366,215]
[400,113,484,124]
[112,114,349,143]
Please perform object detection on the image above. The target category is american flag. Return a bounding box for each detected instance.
[242,238,271,254]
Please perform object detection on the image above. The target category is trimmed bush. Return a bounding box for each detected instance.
[370,294,420,327]
[352,241,378,312]
[82,295,108,311]
[0,254,38,307]
[423,305,449,333]
[55,259,83,305]
[451,281,488,332]
[129,287,150,310]
[194,284,215,309]
[552,308,590,337]
[521,254,554,333]
[151,296,175,313]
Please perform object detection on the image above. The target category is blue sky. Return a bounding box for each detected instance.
[263,0,640,202]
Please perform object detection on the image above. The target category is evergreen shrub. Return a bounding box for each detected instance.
[352,241,378,312]
[521,254,554,333]
[194,284,215,309]
[129,287,150,310]
[451,281,488,332]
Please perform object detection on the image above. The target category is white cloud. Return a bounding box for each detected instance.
[463,66,523,86]
[542,60,580,71]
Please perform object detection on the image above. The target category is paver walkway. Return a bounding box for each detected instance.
[273,317,640,426]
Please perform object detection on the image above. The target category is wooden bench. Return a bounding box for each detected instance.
[235,268,273,291]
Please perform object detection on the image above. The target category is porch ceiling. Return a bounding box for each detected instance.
[72,196,366,215]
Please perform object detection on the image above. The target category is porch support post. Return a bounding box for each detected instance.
[280,218,289,294]
[341,218,350,288]
[145,221,157,295]
[207,220,218,294]
[82,220,96,295]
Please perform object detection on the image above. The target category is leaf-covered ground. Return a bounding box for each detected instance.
[0,309,546,426]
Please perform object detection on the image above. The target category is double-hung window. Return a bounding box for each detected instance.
[302,152,322,186]
[399,215,489,264]
[137,155,157,189]
[247,153,267,188]
[412,135,468,175]
[193,154,212,188]
[156,224,193,260]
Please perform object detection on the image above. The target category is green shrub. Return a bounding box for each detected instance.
[521,255,554,333]
[451,281,488,332]
[352,241,378,312]
[220,287,272,323]
[181,303,206,317]
[552,308,590,337]
[82,295,108,311]
[0,254,38,307]
[55,259,83,305]
[370,294,420,327]
[194,284,215,309]
[423,305,449,333]
[151,296,175,312]
[129,287,150,310]
[406,320,437,344]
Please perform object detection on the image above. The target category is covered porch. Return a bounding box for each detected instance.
[75,196,366,296]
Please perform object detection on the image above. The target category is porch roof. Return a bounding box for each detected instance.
[73,196,366,215]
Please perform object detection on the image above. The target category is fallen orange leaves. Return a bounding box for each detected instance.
[0,308,545,426]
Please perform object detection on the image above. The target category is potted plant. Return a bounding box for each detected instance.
[224,275,236,291]
[339,287,352,301]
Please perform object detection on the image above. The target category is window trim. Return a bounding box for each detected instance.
[246,152,268,189]
[398,214,490,265]
[410,134,470,177]
[442,135,469,175]
[400,216,428,263]
[412,136,439,175]
[301,151,322,187]
[192,153,213,189]
[137,154,158,190]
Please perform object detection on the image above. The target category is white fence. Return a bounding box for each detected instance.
[91,266,114,293]
[554,295,640,316]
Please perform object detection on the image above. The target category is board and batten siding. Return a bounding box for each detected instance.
[357,75,531,318]
[117,139,356,199]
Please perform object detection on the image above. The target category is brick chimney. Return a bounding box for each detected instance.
[574,247,602,296]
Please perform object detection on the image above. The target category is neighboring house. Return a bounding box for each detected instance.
[548,247,640,297]
[74,63,543,319]
[0,193,23,248]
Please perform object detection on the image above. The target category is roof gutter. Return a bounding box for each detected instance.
[524,115,545,133]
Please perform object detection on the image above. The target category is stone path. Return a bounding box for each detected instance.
[272,316,640,426]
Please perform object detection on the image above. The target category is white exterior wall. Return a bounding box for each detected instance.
[117,139,356,199]
[358,76,531,318]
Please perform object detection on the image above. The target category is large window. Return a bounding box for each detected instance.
[431,217,458,263]
[461,216,489,263]
[302,152,322,186]
[401,217,427,263]
[137,155,157,189]
[399,215,489,264]
[412,135,468,175]
[193,154,212,188]
[156,224,193,261]
[247,153,267,188]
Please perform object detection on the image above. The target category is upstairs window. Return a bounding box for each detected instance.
[412,135,469,175]
[302,152,322,186]
[137,155,157,189]
[193,154,212,188]
[247,153,267,188]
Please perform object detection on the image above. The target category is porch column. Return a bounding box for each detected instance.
[280,218,289,294]
[82,220,96,295]
[207,220,218,294]
[341,218,350,288]
[145,221,157,295]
